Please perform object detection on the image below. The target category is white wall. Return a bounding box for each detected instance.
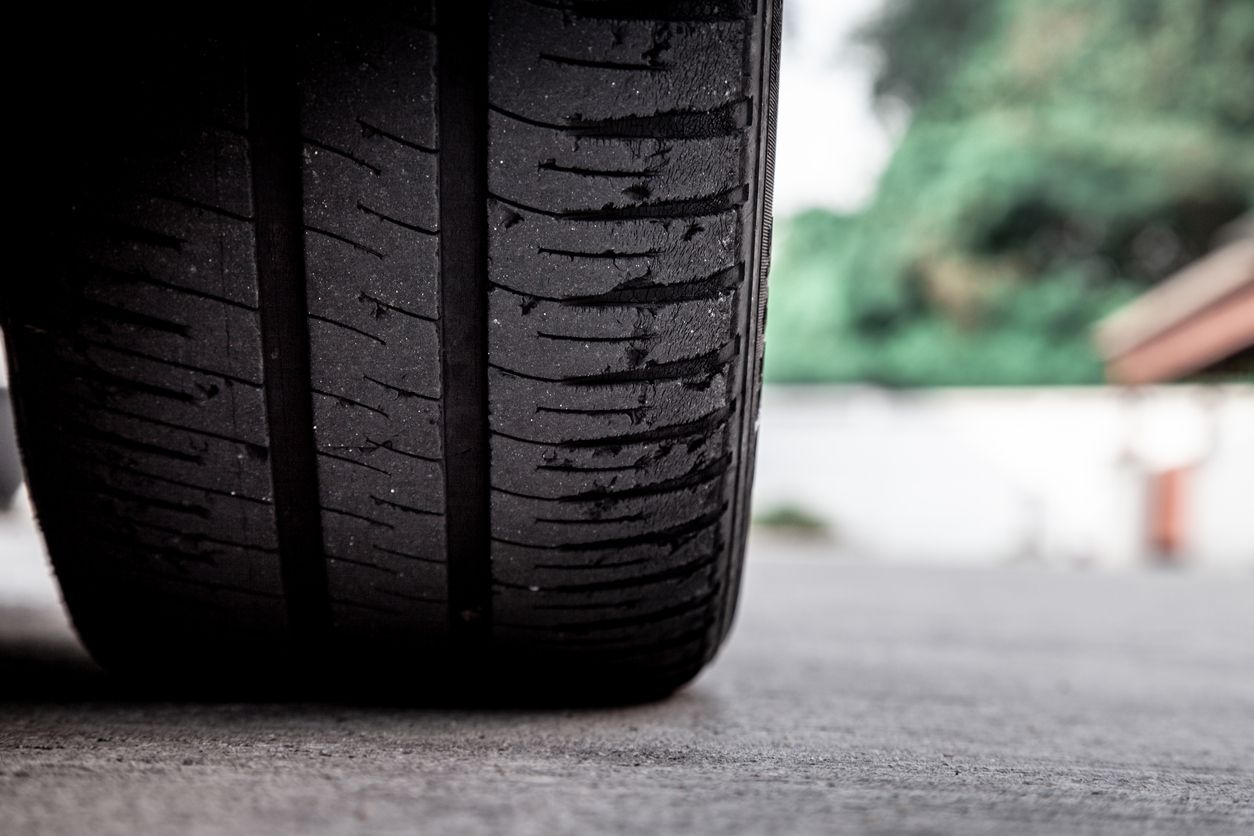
[752,386,1254,569]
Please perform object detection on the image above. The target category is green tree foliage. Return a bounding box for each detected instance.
[857,0,988,111]
[765,0,1254,385]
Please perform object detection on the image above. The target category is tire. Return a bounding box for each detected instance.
[2,0,780,697]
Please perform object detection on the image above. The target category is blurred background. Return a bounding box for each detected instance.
[754,0,1254,569]
[2,0,1252,596]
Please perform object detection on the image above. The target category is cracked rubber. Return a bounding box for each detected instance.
[2,0,780,697]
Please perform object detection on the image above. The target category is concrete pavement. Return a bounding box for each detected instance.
[1,531,1252,835]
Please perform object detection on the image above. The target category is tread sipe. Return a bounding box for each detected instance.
[2,0,781,697]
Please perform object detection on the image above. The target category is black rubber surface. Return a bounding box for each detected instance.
[2,0,781,695]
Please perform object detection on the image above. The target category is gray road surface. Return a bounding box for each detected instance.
[1,535,1252,835]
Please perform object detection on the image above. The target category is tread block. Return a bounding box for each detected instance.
[301,9,447,629]
[490,0,748,121]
